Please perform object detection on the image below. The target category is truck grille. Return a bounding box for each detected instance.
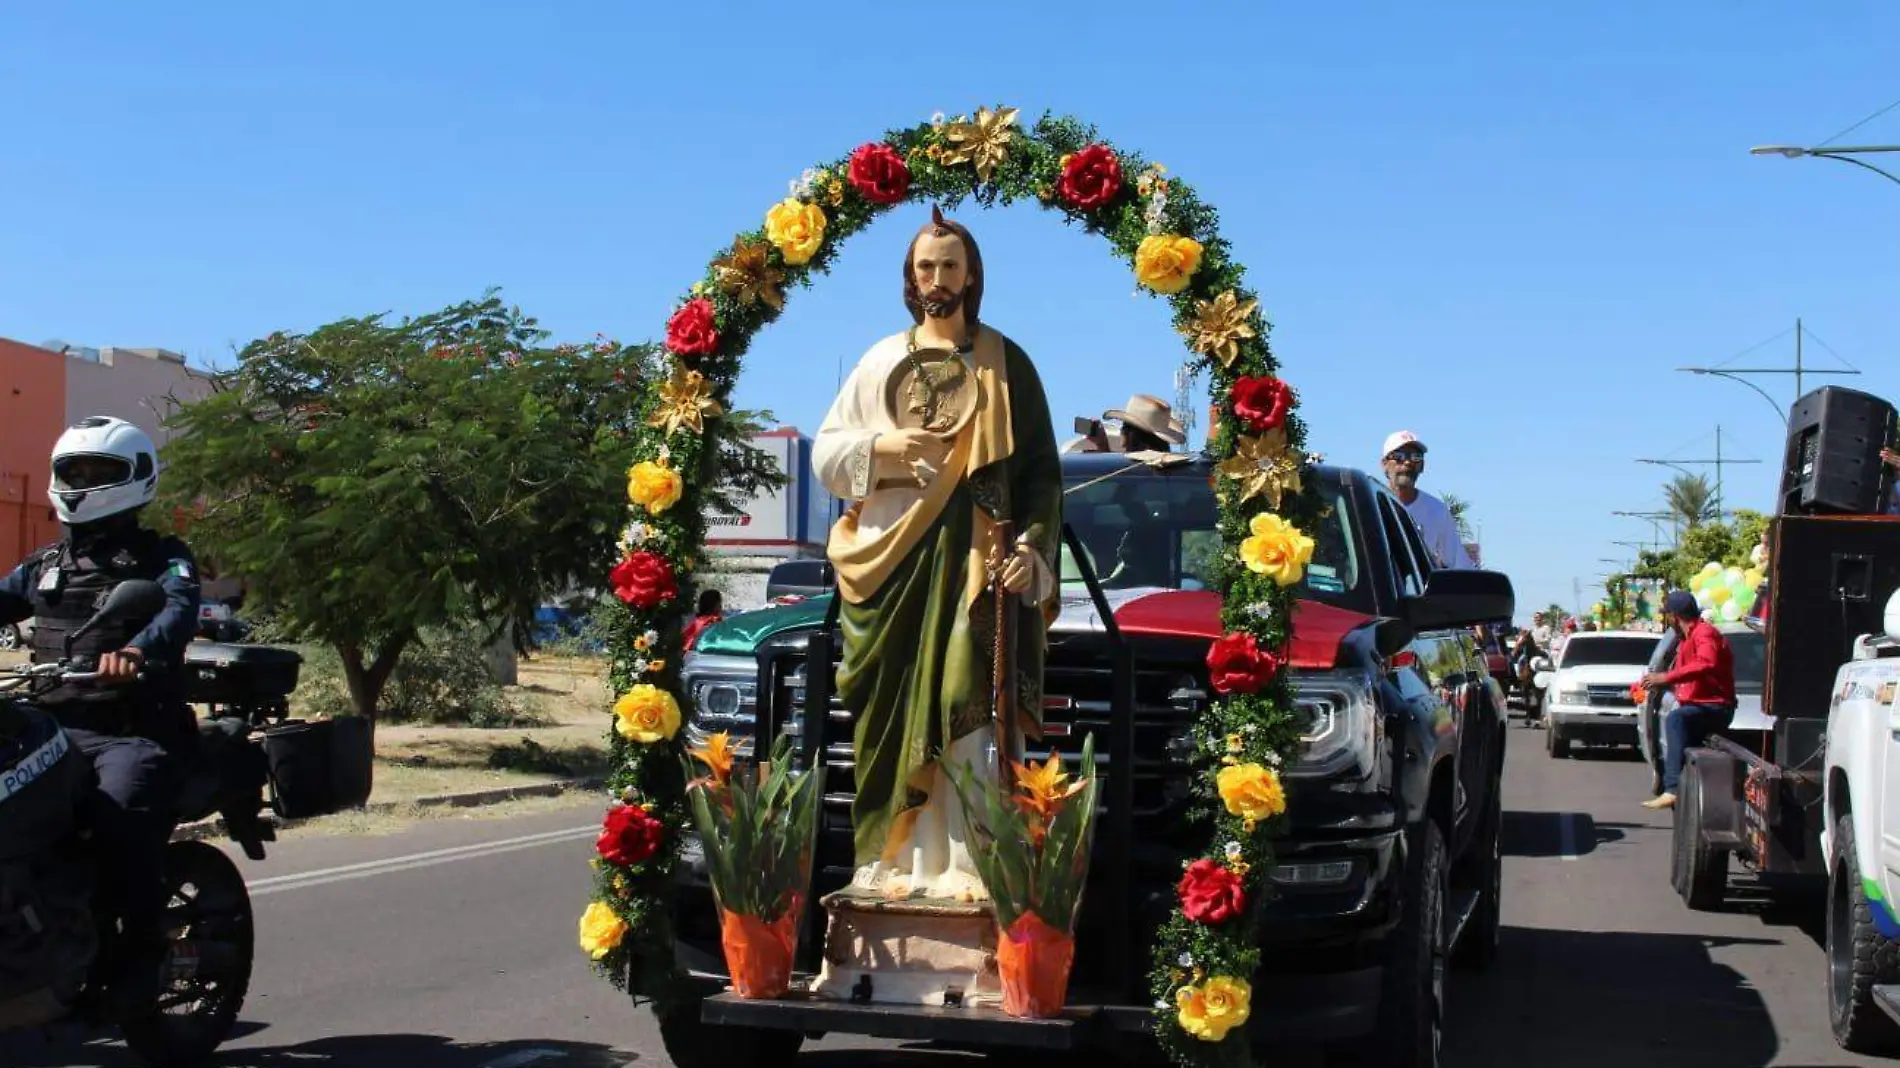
[1586,684,1637,708]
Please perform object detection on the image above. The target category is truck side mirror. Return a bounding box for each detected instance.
[1404,569,1516,632]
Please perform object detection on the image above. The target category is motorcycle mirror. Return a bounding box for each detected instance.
[65,580,168,657]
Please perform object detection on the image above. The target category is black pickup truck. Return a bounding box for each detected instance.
[661,452,1514,1067]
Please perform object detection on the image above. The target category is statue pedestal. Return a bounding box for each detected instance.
[809,887,1002,1008]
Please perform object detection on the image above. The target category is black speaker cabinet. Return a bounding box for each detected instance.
[1778,386,1897,516]
[1763,514,1900,720]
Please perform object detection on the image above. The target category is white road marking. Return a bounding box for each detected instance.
[480,1050,565,1068]
[246,826,597,897]
[1559,812,1581,862]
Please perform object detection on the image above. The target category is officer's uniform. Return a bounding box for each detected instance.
[0,520,202,972]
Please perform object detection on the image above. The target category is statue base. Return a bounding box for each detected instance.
[809,887,1002,1008]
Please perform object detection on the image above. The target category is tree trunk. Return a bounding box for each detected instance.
[338,633,412,724]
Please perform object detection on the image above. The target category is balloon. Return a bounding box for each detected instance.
[1708,587,1731,606]
[1724,567,1745,587]
[1701,562,1723,576]
[1721,599,1744,622]
[1745,568,1764,587]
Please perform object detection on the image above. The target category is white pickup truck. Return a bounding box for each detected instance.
[1820,588,1900,1054]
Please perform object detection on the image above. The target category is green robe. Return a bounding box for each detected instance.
[838,338,1063,868]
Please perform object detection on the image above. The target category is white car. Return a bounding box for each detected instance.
[1536,630,1662,758]
[1819,589,1900,1053]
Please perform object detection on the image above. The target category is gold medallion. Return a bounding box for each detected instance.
[883,345,981,436]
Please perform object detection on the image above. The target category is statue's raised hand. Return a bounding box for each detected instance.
[875,429,952,486]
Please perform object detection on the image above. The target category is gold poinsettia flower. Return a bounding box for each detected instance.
[940,106,1019,183]
[1181,290,1261,368]
[1215,427,1303,509]
[710,236,785,309]
[689,730,737,788]
[647,367,724,437]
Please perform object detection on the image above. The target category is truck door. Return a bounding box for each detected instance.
[1873,667,1900,883]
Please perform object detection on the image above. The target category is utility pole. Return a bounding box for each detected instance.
[1678,318,1861,425]
[1637,428,1764,522]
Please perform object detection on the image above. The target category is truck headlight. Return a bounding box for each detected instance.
[681,653,757,739]
[1288,669,1379,781]
[1556,686,1589,706]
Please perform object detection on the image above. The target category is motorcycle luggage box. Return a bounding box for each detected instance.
[184,641,303,707]
[262,716,373,820]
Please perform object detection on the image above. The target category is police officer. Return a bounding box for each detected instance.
[0,415,202,1013]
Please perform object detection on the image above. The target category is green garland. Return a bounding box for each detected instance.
[578,107,1318,1068]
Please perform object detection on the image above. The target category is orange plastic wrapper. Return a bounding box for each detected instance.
[719,900,801,999]
[996,911,1075,1018]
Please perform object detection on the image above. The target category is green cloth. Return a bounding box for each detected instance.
[838,337,1064,868]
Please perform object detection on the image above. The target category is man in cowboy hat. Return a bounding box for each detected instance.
[1104,394,1186,455]
[1381,430,1473,570]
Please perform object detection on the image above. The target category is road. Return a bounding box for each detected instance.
[4,726,1888,1068]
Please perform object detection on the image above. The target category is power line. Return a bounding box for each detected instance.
[1817,96,1900,149]
[1706,326,1796,372]
[1796,323,1860,372]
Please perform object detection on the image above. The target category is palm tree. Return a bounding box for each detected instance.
[1664,474,1718,531]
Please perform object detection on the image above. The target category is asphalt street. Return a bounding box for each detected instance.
[5,722,1891,1068]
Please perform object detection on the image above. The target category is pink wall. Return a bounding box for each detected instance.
[64,348,215,448]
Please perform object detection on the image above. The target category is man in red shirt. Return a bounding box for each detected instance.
[681,589,725,652]
[1640,590,1737,809]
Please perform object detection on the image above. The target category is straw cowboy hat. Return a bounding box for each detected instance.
[1103,394,1186,444]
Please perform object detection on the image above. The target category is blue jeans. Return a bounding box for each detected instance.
[1663,703,1734,794]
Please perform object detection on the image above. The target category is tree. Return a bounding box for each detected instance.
[1625,509,1769,591]
[159,294,784,722]
[1664,473,1718,531]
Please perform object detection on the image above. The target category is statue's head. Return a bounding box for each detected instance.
[903,205,983,329]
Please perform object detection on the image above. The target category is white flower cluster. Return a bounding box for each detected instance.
[789,167,821,201]
[619,522,652,553]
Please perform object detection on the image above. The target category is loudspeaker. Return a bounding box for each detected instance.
[1762,515,1900,721]
[1778,386,1897,515]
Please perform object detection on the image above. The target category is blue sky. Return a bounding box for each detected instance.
[5,3,1897,618]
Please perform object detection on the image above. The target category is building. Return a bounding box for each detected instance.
[703,427,839,611]
[1,337,215,565]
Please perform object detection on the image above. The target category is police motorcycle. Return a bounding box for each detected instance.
[0,579,289,1065]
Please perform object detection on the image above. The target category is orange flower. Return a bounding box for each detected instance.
[689,731,737,788]
[1012,752,1087,830]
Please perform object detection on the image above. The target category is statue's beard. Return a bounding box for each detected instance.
[921,287,964,320]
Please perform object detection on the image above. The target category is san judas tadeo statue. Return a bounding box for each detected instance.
[813,207,1063,905]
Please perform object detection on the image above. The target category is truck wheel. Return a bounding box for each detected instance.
[1672,764,1727,912]
[1454,783,1502,971]
[1827,815,1900,1053]
[656,992,806,1068]
[1546,726,1569,759]
[1346,820,1449,1068]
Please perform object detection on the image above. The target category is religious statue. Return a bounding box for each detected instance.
[813,208,1063,904]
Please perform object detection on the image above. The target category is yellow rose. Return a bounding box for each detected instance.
[579,900,629,960]
[1217,762,1286,823]
[1176,975,1252,1042]
[764,198,827,266]
[1135,234,1204,294]
[627,461,684,514]
[614,684,682,744]
[1238,512,1315,587]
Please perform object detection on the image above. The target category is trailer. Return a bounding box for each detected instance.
[1672,513,1900,911]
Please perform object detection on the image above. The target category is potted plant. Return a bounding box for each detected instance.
[947,735,1102,1018]
[685,730,824,999]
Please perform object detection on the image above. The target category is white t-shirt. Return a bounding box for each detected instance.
[1400,489,1474,570]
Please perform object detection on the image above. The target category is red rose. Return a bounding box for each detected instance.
[1206,632,1282,696]
[1231,376,1294,433]
[665,298,719,358]
[847,142,912,206]
[611,551,678,609]
[1057,144,1123,211]
[1177,858,1248,925]
[598,803,665,866]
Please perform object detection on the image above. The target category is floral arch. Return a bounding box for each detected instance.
[578,107,1316,1066]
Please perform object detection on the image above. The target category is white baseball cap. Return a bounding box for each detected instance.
[1381,430,1427,459]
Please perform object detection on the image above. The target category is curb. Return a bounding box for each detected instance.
[171,775,608,844]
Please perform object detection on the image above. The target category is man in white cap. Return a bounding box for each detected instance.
[1104,394,1186,455]
[1381,430,1473,570]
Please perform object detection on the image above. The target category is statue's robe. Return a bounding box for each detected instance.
[813,325,1063,900]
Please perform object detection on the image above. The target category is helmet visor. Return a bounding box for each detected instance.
[53,454,133,491]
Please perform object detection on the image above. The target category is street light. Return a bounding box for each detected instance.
[1676,368,1790,426]
[1750,144,1900,188]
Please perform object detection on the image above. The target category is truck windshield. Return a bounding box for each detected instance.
[1058,464,1374,615]
[1559,636,1660,667]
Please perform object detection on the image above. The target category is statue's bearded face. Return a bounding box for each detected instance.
[910,231,971,321]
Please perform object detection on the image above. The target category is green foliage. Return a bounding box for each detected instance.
[1442,494,1474,542]
[682,734,823,922]
[294,625,545,728]
[944,734,1101,933]
[1664,473,1719,530]
[1629,509,1769,591]
[160,294,658,720]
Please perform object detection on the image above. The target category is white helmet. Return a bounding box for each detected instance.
[48,416,159,525]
